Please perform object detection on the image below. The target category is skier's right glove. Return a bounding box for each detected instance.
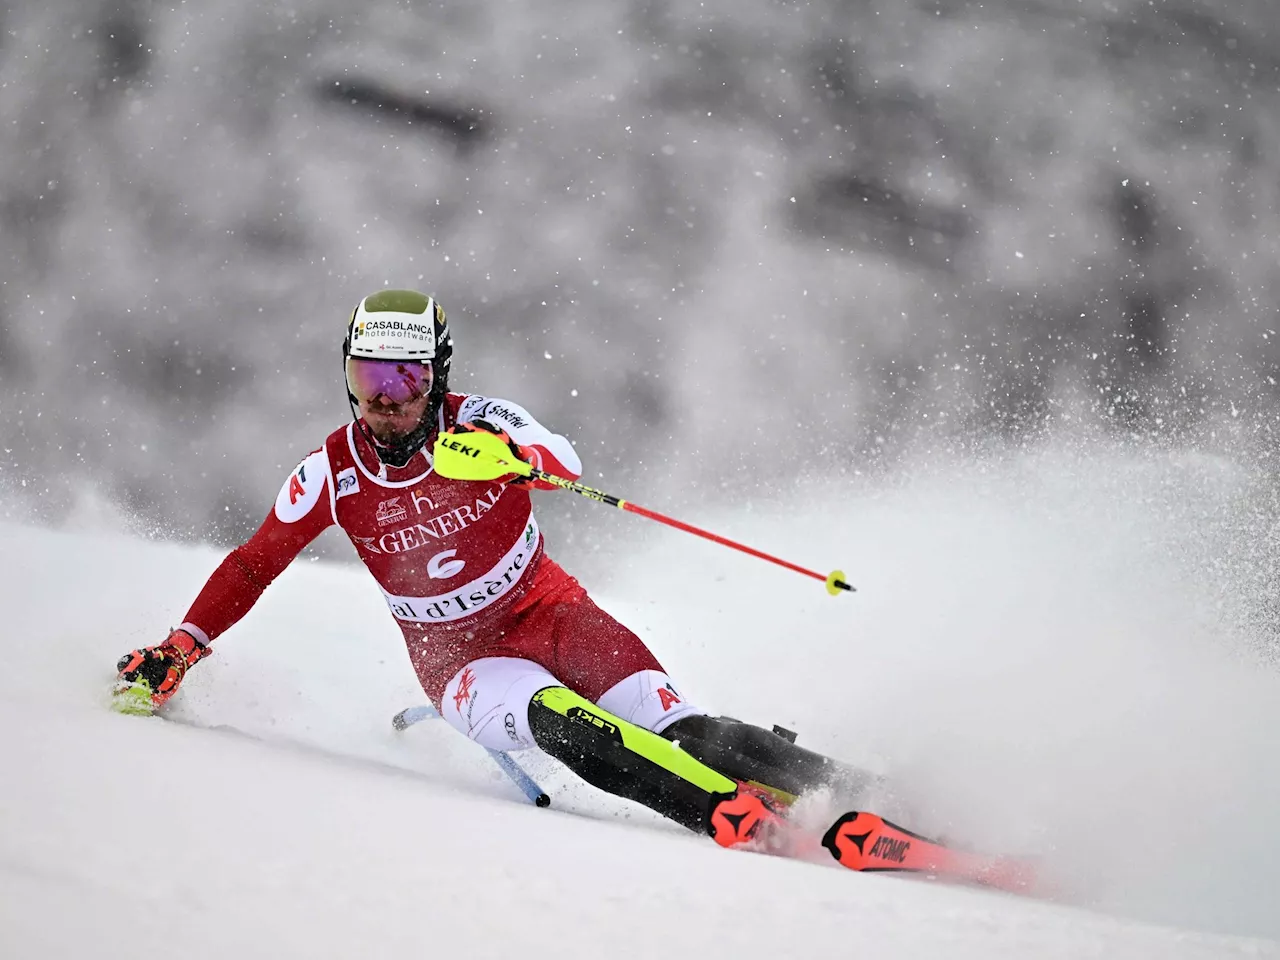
[451,419,537,486]
[113,629,210,714]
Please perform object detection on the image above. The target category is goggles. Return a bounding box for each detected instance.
[345,356,434,406]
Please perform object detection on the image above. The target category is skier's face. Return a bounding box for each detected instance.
[346,357,434,441]
[359,391,431,442]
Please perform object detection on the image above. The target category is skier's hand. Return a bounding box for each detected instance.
[114,629,210,712]
[451,420,536,486]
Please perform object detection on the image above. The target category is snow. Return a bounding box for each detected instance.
[3,451,1279,958]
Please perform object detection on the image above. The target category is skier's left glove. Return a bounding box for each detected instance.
[451,419,537,486]
[113,628,211,714]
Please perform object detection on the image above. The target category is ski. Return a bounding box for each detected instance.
[729,784,1041,895]
[820,810,1039,894]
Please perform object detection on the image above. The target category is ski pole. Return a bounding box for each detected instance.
[435,432,854,596]
[392,704,551,807]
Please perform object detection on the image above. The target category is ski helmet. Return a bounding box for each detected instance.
[342,289,452,467]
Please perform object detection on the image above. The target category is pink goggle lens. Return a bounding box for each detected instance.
[345,357,434,405]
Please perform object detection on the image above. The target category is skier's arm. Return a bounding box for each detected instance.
[179,450,335,645]
[455,396,582,489]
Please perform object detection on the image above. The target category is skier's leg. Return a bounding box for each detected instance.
[530,586,876,804]
[440,657,774,844]
[526,685,736,832]
[584,663,859,800]
[593,668,702,734]
[438,656,557,751]
[659,714,879,803]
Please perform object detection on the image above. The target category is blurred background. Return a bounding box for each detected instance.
[4,3,1280,936]
[3,0,1280,578]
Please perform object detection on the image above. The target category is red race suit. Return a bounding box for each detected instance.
[179,394,666,706]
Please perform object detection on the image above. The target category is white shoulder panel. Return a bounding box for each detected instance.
[274,449,329,524]
[456,394,489,422]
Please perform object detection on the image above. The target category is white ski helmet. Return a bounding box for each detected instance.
[342,289,453,466]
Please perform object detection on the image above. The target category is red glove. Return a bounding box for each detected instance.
[114,629,211,712]
[451,419,536,486]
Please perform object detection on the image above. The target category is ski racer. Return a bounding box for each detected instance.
[112,289,1027,886]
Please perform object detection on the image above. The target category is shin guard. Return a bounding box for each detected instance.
[528,686,738,833]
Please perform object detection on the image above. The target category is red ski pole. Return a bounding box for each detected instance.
[435,432,854,596]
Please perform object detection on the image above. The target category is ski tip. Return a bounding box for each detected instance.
[391,708,412,731]
[975,855,1044,896]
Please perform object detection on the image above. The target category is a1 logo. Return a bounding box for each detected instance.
[427,549,465,579]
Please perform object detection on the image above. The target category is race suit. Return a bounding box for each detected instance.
[177,393,700,749]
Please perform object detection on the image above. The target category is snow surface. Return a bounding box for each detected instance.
[4,450,1279,958]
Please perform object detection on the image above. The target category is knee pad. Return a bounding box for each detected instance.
[441,657,559,752]
[595,669,703,734]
